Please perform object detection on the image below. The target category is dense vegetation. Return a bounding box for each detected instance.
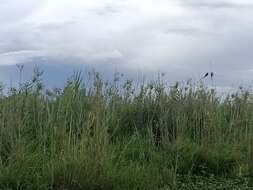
[0,68,253,189]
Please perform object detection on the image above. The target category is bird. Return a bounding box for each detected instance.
[210,72,214,78]
[203,72,209,79]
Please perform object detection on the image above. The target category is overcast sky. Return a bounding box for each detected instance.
[0,0,253,90]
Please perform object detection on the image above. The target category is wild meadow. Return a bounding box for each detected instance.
[0,68,252,190]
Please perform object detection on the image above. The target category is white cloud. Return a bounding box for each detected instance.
[0,0,46,24]
[0,0,253,87]
[0,50,45,65]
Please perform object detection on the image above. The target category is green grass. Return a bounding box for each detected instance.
[0,69,252,189]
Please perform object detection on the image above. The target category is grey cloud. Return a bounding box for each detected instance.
[0,0,253,90]
[0,0,46,23]
[35,21,77,31]
[165,26,212,36]
[92,4,124,16]
[0,24,40,54]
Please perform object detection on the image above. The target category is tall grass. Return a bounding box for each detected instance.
[0,69,252,189]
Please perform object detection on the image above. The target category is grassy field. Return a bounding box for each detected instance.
[0,69,253,189]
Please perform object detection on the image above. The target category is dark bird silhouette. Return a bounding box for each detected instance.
[210,72,214,78]
[202,72,209,79]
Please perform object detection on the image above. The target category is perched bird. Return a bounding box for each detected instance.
[210,72,214,78]
[203,72,209,79]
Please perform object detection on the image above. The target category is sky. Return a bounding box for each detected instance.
[0,0,253,91]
